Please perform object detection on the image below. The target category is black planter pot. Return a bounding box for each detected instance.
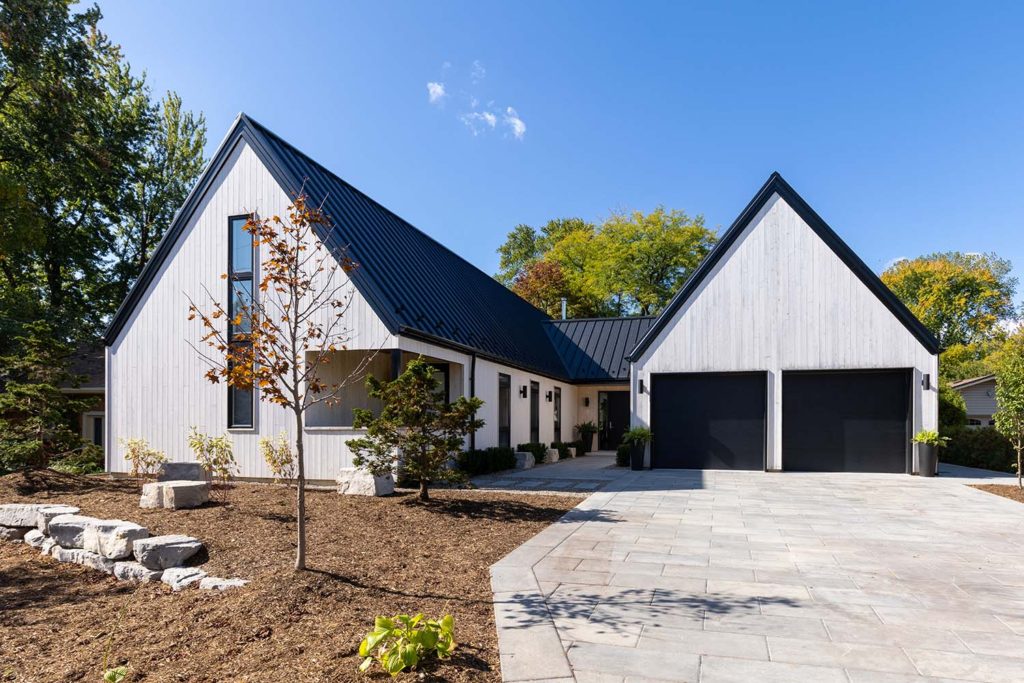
[581,432,594,454]
[918,444,937,477]
[630,443,645,471]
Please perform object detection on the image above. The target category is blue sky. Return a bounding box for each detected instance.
[98,1,1024,306]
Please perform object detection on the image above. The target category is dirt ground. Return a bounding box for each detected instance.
[972,483,1024,504]
[0,471,581,682]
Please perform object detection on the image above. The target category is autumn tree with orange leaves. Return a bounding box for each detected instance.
[187,194,373,570]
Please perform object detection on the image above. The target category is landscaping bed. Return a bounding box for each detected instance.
[0,470,582,682]
[972,483,1024,504]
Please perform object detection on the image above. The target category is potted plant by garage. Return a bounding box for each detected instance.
[575,421,597,454]
[622,427,652,471]
[912,430,948,477]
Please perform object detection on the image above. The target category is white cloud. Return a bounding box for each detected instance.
[461,111,497,135]
[471,60,486,83]
[426,82,447,104]
[503,107,526,140]
[882,255,909,271]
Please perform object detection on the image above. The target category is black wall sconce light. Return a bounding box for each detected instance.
[519,385,528,398]
[545,390,553,402]
[922,373,931,390]
[638,379,645,394]
[583,397,590,407]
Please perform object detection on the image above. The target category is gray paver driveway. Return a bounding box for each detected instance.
[490,466,1024,682]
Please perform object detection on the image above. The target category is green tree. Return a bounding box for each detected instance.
[882,252,1017,348]
[348,359,484,502]
[0,321,94,472]
[994,345,1024,489]
[938,382,967,431]
[496,218,594,286]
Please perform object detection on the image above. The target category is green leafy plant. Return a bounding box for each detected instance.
[259,432,296,485]
[50,444,105,475]
[187,427,236,490]
[358,613,456,677]
[575,421,597,436]
[622,426,652,446]
[571,439,585,456]
[615,443,631,467]
[912,430,949,447]
[457,447,515,476]
[550,442,572,460]
[994,347,1024,489]
[119,438,167,484]
[516,442,548,464]
[103,666,129,683]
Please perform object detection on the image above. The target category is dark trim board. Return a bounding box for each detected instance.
[627,173,940,362]
[649,371,768,470]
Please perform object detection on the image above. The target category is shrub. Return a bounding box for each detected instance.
[615,443,630,467]
[912,429,949,447]
[516,442,548,464]
[942,427,1015,473]
[188,427,236,488]
[358,613,455,677]
[457,447,516,475]
[49,444,104,475]
[259,432,296,485]
[570,439,585,456]
[939,383,968,430]
[622,427,652,446]
[550,442,572,460]
[120,438,166,481]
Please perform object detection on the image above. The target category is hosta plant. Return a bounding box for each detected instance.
[102,666,129,682]
[358,613,455,677]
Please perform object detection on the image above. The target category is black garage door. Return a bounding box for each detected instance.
[782,370,911,473]
[650,372,766,469]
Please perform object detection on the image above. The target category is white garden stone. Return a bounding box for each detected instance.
[51,546,116,574]
[48,514,102,549]
[83,519,149,560]
[23,529,45,548]
[140,480,209,509]
[0,526,27,541]
[161,566,207,591]
[158,462,206,481]
[336,468,394,496]
[199,576,248,591]
[133,534,203,570]
[546,449,561,463]
[35,505,80,533]
[0,503,79,529]
[514,452,536,469]
[40,537,56,555]
[113,561,163,582]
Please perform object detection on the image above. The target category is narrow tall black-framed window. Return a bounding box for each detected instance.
[429,363,450,404]
[498,373,511,449]
[227,215,254,428]
[553,386,562,443]
[529,381,540,443]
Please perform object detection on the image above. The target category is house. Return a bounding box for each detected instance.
[61,344,105,450]
[103,114,939,480]
[950,375,997,427]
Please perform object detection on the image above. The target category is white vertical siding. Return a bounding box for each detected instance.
[632,193,939,472]
[107,140,393,481]
[472,358,577,449]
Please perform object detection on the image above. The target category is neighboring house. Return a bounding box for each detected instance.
[60,344,105,450]
[103,114,939,480]
[950,375,997,427]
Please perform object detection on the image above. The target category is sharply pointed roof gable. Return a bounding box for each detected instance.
[104,114,571,379]
[628,172,940,361]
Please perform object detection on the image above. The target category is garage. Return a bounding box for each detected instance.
[650,372,766,469]
[782,369,911,473]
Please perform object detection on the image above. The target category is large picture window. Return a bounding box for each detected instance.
[498,373,511,449]
[227,215,254,428]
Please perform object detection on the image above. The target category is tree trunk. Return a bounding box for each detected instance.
[295,408,307,570]
[418,479,429,502]
[1018,448,1022,491]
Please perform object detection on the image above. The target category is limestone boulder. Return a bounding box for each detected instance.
[40,537,56,555]
[140,480,209,509]
[514,452,535,470]
[546,448,561,463]
[0,503,79,529]
[161,566,207,591]
[199,577,248,591]
[48,514,102,549]
[23,529,45,548]
[0,526,27,542]
[51,546,116,574]
[83,519,149,560]
[133,534,203,570]
[35,505,81,533]
[113,561,163,583]
[336,468,394,497]
[158,462,206,481]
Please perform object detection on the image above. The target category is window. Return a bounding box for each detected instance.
[498,373,511,449]
[91,416,104,446]
[429,363,450,404]
[228,215,254,428]
[967,418,982,426]
[530,381,540,443]
[553,386,562,443]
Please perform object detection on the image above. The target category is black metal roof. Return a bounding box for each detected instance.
[628,172,941,361]
[546,317,655,382]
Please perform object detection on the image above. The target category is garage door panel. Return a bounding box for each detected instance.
[783,370,910,473]
[651,372,766,470]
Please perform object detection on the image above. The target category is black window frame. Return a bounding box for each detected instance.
[429,362,450,404]
[498,373,511,449]
[227,215,255,429]
[553,386,562,443]
[529,381,540,444]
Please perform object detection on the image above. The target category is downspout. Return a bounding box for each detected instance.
[469,352,477,451]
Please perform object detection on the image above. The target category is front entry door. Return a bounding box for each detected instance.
[598,391,629,450]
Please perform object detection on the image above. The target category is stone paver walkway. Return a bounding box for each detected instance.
[491,465,1024,682]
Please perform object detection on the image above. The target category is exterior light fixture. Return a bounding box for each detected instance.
[546,391,553,402]
[638,379,645,394]
[583,397,590,407]
[519,385,528,398]
[922,374,931,390]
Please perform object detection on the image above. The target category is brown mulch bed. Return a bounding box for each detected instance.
[972,483,1024,504]
[0,470,581,682]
